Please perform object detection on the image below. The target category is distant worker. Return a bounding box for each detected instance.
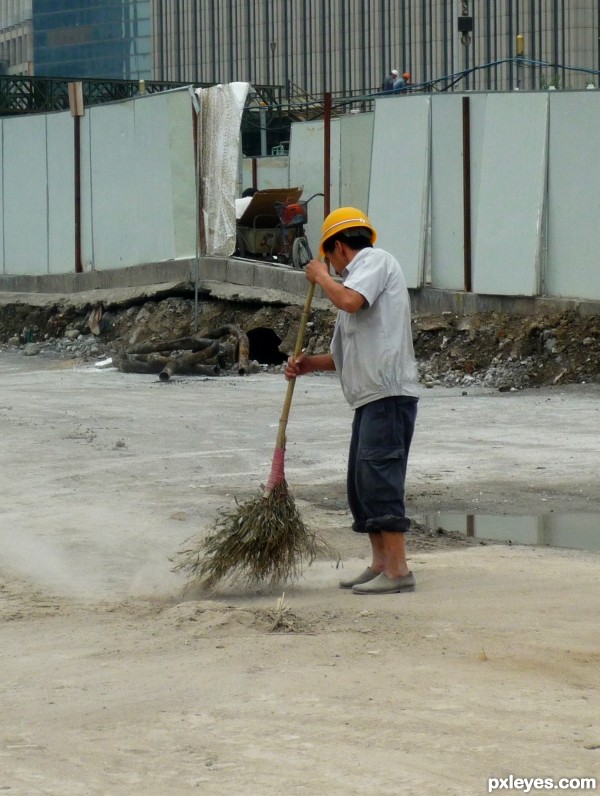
[402,72,412,92]
[393,72,407,93]
[382,69,399,93]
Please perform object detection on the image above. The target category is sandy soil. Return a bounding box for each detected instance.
[1,352,599,795]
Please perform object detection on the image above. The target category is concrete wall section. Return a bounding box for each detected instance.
[47,112,75,275]
[339,112,374,212]
[240,156,289,192]
[83,90,196,272]
[133,93,177,266]
[368,96,431,289]
[470,92,548,296]
[0,121,3,274]
[163,91,196,261]
[86,102,138,270]
[2,115,49,275]
[429,95,465,290]
[546,92,600,301]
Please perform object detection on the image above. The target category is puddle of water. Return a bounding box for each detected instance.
[421,511,600,553]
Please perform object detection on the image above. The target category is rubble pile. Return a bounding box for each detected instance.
[412,310,600,390]
[0,296,599,390]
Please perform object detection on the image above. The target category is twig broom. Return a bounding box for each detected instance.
[172,281,338,589]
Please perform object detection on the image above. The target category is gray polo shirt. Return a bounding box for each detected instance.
[330,247,419,410]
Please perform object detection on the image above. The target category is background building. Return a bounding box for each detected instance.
[0,0,33,75]
[152,0,600,95]
[2,2,599,92]
[32,0,152,80]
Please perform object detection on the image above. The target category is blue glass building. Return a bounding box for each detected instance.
[33,0,152,80]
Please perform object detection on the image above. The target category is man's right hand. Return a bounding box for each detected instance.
[284,353,310,381]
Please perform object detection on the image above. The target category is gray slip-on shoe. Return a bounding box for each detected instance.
[339,567,379,589]
[352,571,416,595]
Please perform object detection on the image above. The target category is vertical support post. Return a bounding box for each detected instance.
[516,34,524,90]
[68,82,84,274]
[73,115,82,274]
[461,96,472,293]
[191,89,203,332]
[323,91,332,218]
[252,157,258,190]
[259,104,267,157]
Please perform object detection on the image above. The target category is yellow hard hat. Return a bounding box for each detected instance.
[319,207,377,257]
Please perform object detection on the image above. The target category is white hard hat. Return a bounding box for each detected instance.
[391,69,399,76]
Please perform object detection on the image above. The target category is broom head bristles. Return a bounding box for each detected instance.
[172,479,337,589]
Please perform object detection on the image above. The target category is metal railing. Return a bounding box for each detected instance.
[0,74,285,117]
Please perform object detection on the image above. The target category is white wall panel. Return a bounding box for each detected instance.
[86,102,138,270]
[165,90,197,261]
[83,89,195,272]
[133,93,177,265]
[470,92,548,296]
[430,95,465,290]
[140,90,196,263]
[339,112,374,211]
[241,156,289,190]
[546,92,600,301]
[3,115,48,274]
[47,112,75,274]
[368,96,431,289]
[289,119,341,259]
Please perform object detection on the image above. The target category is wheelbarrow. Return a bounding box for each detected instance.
[236,188,323,269]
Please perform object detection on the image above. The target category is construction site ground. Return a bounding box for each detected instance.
[2,308,600,794]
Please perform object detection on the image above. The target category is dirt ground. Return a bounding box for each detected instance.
[1,348,600,795]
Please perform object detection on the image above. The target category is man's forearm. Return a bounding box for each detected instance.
[306,353,336,372]
[313,272,364,313]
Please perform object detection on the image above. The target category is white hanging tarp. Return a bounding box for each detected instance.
[195,82,250,256]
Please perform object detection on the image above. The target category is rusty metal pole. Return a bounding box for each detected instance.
[73,115,82,273]
[323,91,332,218]
[68,82,84,274]
[190,90,203,332]
[462,96,472,293]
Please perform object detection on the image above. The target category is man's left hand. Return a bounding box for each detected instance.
[305,259,330,284]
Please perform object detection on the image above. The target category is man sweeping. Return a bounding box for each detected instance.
[284,207,419,595]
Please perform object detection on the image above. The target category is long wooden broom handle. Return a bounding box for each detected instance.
[275,280,316,450]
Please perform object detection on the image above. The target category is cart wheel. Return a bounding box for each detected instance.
[292,236,312,269]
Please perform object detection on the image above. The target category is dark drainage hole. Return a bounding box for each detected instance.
[247,327,287,365]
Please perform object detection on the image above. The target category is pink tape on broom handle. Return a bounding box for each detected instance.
[264,281,316,496]
[264,446,285,494]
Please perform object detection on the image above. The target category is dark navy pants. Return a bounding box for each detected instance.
[347,396,418,534]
